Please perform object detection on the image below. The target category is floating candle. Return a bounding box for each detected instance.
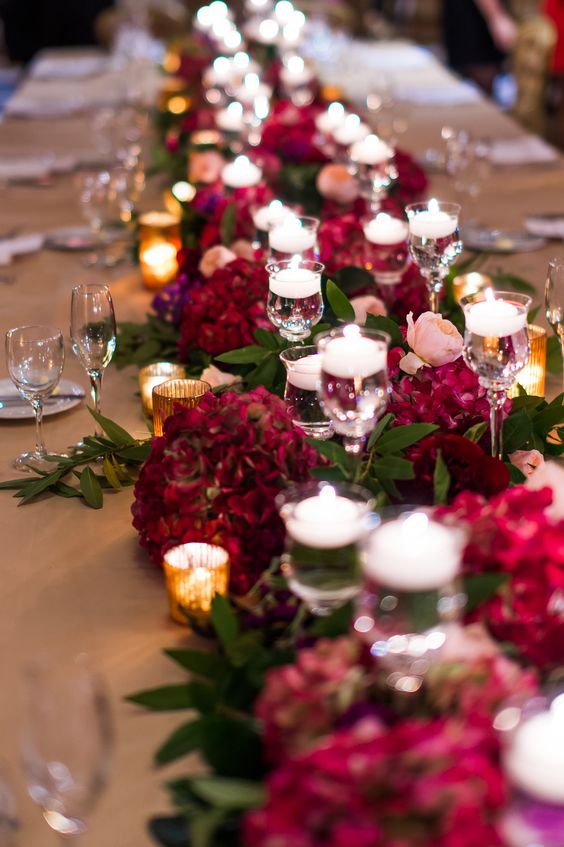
[408,199,458,239]
[221,155,262,188]
[363,213,408,245]
[286,353,321,391]
[216,101,244,132]
[333,114,370,146]
[269,267,321,298]
[505,700,564,805]
[315,102,346,134]
[286,485,365,548]
[258,18,279,42]
[252,199,292,231]
[321,324,387,379]
[465,291,527,337]
[350,134,393,165]
[280,55,313,87]
[269,216,317,254]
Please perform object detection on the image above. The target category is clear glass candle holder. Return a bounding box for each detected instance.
[362,212,409,286]
[354,511,466,693]
[266,259,324,342]
[406,200,462,313]
[152,378,210,437]
[279,345,333,439]
[508,325,547,399]
[138,362,186,416]
[250,199,293,251]
[316,324,391,456]
[276,480,374,616]
[268,214,320,262]
[461,290,531,459]
[163,543,230,625]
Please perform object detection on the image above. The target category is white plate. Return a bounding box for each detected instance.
[45,226,123,252]
[0,379,85,420]
[463,228,546,254]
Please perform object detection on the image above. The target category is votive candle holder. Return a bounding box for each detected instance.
[138,362,186,416]
[451,272,492,304]
[508,324,547,398]
[152,378,210,436]
[138,211,182,290]
[163,542,230,624]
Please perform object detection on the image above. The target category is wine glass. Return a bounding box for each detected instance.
[316,324,391,456]
[266,259,324,342]
[546,258,564,392]
[21,654,112,840]
[406,199,462,313]
[5,325,65,472]
[70,284,117,437]
[461,290,531,459]
[77,170,123,268]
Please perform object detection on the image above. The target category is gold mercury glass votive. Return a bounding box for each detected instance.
[452,272,492,304]
[509,324,547,398]
[163,542,230,624]
[152,378,211,436]
[138,362,186,416]
[138,211,182,290]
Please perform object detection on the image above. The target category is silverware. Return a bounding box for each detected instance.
[0,393,84,408]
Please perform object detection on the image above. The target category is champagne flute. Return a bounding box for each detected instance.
[5,325,65,472]
[70,284,116,437]
[21,654,112,841]
[546,258,564,393]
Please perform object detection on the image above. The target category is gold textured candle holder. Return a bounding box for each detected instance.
[452,272,492,304]
[509,324,547,398]
[152,378,210,436]
[138,362,186,416]
[163,542,230,624]
[138,211,182,290]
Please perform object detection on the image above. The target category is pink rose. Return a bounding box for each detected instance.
[401,311,463,374]
[351,295,387,323]
[231,239,256,261]
[509,449,545,478]
[525,459,564,521]
[198,245,237,278]
[316,164,359,205]
[189,150,224,184]
[200,364,242,389]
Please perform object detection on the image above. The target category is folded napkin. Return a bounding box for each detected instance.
[0,233,44,265]
[525,214,564,239]
[490,136,559,166]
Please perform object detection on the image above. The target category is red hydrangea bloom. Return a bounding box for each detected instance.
[259,101,328,165]
[438,486,564,670]
[318,212,365,274]
[195,183,276,249]
[177,258,272,359]
[131,387,320,594]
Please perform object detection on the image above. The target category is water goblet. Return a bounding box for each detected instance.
[546,258,564,393]
[406,199,462,313]
[316,324,391,456]
[70,284,117,437]
[362,212,409,288]
[266,259,324,342]
[276,480,374,615]
[5,325,65,472]
[461,290,531,459]
[279,345,333,439]
[268,213,320,261]
[21,654,112,841]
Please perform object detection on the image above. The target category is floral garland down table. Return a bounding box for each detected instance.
[0,7,564,847]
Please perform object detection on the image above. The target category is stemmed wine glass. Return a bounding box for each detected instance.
[21,654,112,841]
[461,290,531,459]
[5,325,65,471]
[406,199,462,313]
[546,258,564,393]
[77,170,123,268]
[70,284,117,437]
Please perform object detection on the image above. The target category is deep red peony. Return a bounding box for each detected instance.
[131,387,320,594]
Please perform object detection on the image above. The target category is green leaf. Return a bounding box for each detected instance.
[164,648,227,680]
[547,335,563,376]
[508,463,526,484]
[333,265,375,294]
[245,353,281,392]
[533,400,564,438]
[433,450,451,505]
[215,346,270,365]
[490,270,535,294]
[325,278,355,322]
[51,481,82,498]
[0,478,37,490]
[503,409,534,453]
[253,328,281,350]
[88,408,134,445]
[102,456,122,489]
[79,466,104,509]
[126,682,215,713]
[528,305,541,324]
[364,314,403,347]
[310,465,347,482]
[376,423,438,455]
[367,412,395,449]
[371,455,414,480]
[190,778,265,810]
[190,809,227,847]
[155,719,207,766]
[210,595,239,649]
[464,573,509,613]
[305,438,354,477]
[116,443,152,463]
[19,470,65,503]
[464,421,488,443]
[220,203,236,246]
[510,395,544,413]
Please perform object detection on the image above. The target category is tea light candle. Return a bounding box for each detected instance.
[505,701,564,804]
[465,293,527,337]
[222,155,263,188]
[252,199,291,231]
[163,542,230,624]
[140,243,178,287]
[364,513,462,591]
[315,102,346,134]
[269,267,321,298]
[408,199,458,239]
[286,485,364,548]
[287,354,321,391]
[350,134,393,165]
[280,55,313,87]
[138,362,186,416]
[321,325,387,379]
[269,216,317,254]
[216,101,244,133]
[363,213,408,245]
[333,114,370,147]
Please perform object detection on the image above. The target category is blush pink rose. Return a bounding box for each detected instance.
[509,449,545,478]
[351,295,387,323]
[231,239,256,261]
[405,311,463,368]
[316,164,359,205]
[200,364,242,388]
[189,150,224,184]
[525,459,564,521]
[199,245,237,278]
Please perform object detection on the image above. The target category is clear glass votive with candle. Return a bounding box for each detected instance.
[216,101,245,148]
[280,54,315,106]
[279,345,333,439]
[221,154,263,190]
[163,542,230,625]
[276,481,374,615]
[152,378,211,437]
[315,101,347,145]
[266,258,324,342]
[138,362,186,417]
[234,72,272,145]
[406,199,462,313]
[251,199,292,250]
[350,134,395,204]
[362,212,409,286]
[316,324,391,456]
[354,511,466,693]
[332,114,370,149]
[138,211,181,290]
[268,213,319,261]
[461,290,531,459]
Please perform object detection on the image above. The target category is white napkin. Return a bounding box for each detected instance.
[0,157,52,182]
[395,80,481,105]
[31,56,109,80]
[525,215,564,239]
[0,233,44,265]
[490,136,559,166]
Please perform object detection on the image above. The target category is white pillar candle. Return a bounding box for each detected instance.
[287,485,364,548]
[269,217,317,254]
[287,354,321,391]
[505,703,564,804]
[333,115,370,147]
[363,213,408,245]
[222,155,262,188]
[269,267,321,298]
[216,101,244,132]
[252,199,291,231]
[465,298,527,337]
[280,55,313,87]
[408,200,458,239]
[350,134,393,165]
[321,326,387,379]
[364,513,461,591]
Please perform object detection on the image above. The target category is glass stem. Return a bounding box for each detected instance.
[344,436,365,477]
[426,272,443,314]
[31,397,46,458]
[89,371,103,436]
[487,387,507,460]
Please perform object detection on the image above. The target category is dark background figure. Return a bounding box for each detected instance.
[0,0,115,64]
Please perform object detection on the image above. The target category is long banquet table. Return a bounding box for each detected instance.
[0,45,563,846]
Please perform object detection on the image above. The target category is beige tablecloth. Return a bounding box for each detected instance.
[0,68,562,847]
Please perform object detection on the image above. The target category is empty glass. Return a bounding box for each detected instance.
[279,345,333,439]
[406,200,462,313]
[21,655,112,839]
[546,258,564,392]
[70,284,117,437]
[5,325,65,471]
[77,170,124,267]
[267,259,324,342]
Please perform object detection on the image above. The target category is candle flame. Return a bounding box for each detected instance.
[209,0,228,17]
[233,51,250,68]
[428,198,439,214]
[343,323,361,339]
[259,18,279,40]
[345,113,361,128]
[328,102,345,118]
[224,30,242,49]
[244,72,260,92]
[287,55,304,74]
[227,101,243,116]
[485,287,496,303]
[172,181,196,202]
[269,199,283,213]
[235,154,250,166]
[319,485,336,503]
[402,512,429,538]
[213,56,230,74]
[375,212,391,224]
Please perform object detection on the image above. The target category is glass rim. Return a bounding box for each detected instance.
[271,213,320,228]
[460,289,532,312]
[275,479,375,513]
[279,345,318,363]
[152,378,211,399]
[163,541,230,570]
[548,256,564,271]
[138,362,186,378]
[405,200,461,216]
[5,324,63,341]
[315,325,391,348]
[266,259,324,275]
[71,282,112,295]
